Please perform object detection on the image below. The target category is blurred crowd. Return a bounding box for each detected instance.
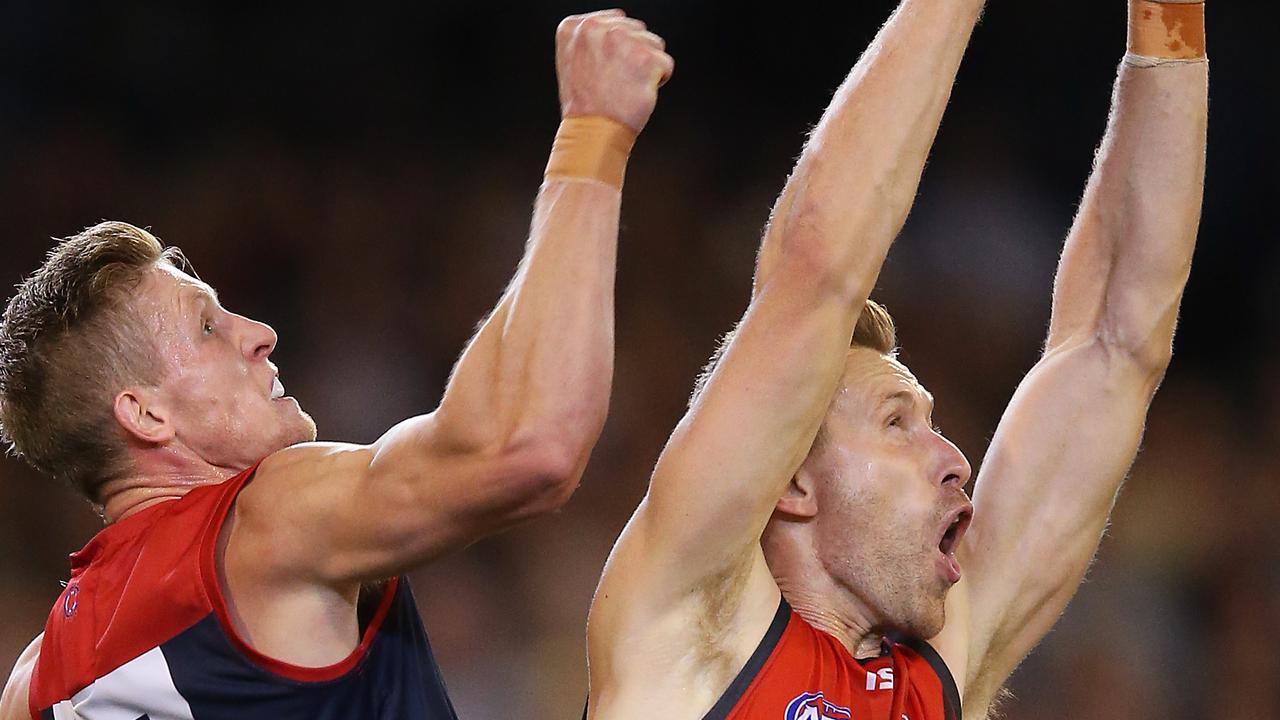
[1,2,1276,719]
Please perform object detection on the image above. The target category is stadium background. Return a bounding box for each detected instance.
[1,2,1276,718]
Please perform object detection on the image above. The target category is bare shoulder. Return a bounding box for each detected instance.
[222,441,370,571]
[0,634,41,720]
[251,440,372,487]
[234,441,373,524]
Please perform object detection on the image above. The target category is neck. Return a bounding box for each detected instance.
[764,525,886,660]
[99,446,239,524]
[775,572,887,660]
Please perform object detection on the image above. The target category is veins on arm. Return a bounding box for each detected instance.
[944,60,1208,704]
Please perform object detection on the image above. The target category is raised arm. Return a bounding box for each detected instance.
[232,11,674,586]
[590,0,986,701]
[931,3,1209,714]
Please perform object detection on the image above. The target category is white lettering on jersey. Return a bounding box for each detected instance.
[864,667,895,691]
[60,647,195,720]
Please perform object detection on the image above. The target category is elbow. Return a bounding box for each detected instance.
[1123,339,1173,380]
[1098,304,1179,381]
[769,189,892,305]
[529,439,586,514]
[502,436,587,519]
[767,222,862,306]
[1052,329,1172,392]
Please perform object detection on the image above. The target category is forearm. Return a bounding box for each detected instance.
[1049,4,1208,368]
[426,7,670,466]
[490,177,620,452]
[434,122,630,464]
[255,145,628,582]
[756,0,985,297]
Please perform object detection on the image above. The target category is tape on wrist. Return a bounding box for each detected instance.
[1127,0,1206,65]
[544,116,637,189]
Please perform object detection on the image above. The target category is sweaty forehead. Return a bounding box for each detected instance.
[133,263,218,321]
[150,264,217,304]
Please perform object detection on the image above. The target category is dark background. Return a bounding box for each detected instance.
[2,2,1276,718]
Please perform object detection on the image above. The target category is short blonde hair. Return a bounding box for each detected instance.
[0,222,185,501]
[689,299,897,409]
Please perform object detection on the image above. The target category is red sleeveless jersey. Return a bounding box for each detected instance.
[27,462,459,720]
[705,599,962,720]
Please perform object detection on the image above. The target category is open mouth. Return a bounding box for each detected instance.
[937,504,973,583]
[270,375,286,399]
[938,509,970,555]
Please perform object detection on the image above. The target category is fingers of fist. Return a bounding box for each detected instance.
[555,10,675,130]
[559,11,672,82]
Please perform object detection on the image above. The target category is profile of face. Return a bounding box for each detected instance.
[116,263,317,471]
[789,346,973,639]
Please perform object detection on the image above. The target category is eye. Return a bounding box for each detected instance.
[202,318,215,335]
[887,415,903,429]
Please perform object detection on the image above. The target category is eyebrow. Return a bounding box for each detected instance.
[183,283,220,306]
[178,283,221,317]
[881,388,935,415]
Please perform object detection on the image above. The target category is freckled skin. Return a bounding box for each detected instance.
[134,264,317,470]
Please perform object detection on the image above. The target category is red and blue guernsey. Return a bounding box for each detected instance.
[705,599,962,720]
[27,463,459,720]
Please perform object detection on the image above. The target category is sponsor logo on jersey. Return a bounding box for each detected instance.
[784,691,852,720]
[864,667,894,691]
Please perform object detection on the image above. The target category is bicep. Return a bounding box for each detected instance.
[943,339,1161,701]
[234,413,567,586]
[1,634,40,720]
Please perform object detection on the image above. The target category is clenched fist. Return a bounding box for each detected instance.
[555,10,674,134]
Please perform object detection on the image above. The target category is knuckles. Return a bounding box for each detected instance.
[555,17,575,40]
[602,24,628,50]
[559,12,664,62]
[554,10,670,123]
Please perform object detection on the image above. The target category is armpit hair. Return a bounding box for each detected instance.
[690,548,757,684]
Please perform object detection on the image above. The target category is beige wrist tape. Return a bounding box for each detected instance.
[1127,0,1206,64]
[544,116,637,189]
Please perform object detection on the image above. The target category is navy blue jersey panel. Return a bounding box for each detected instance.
[162,578,458,719]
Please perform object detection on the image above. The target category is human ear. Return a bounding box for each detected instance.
[775,466,819,518]
[113,387,176,444]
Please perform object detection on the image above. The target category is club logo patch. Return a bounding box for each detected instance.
[63,584,80,619]
[784,691,852,720]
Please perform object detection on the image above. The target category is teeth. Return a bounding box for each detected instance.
[271,377,285,399]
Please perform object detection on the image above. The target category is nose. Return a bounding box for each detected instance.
[934,432,972,488]
[234,313,278,361]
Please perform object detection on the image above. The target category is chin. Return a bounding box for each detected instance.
[921,607,947,639]
[274,400,317,444]
[285,409,318,445]
[249,410,317,460]
[887,594,947,640]
[893,611,944,641]
[299,413,318,443]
